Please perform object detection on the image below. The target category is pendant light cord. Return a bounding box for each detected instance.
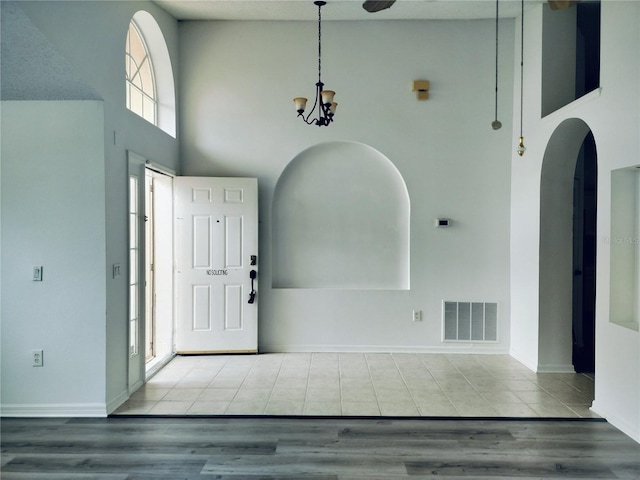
[520,0,524,137]
[494,0,499,123]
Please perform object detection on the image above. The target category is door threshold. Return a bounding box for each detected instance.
[145,353,175,381]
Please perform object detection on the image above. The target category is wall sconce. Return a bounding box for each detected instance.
[412,80,430,100]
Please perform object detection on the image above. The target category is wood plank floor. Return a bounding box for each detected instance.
[2,416,639,479]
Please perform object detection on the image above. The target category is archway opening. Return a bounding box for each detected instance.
[572,132,597,373]
[539,118,597,373]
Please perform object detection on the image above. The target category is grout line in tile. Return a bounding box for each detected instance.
[119,354,595,418]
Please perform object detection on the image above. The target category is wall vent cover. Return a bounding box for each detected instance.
[443,301,498,342]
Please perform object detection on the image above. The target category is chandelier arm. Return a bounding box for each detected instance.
[303,82,322,125]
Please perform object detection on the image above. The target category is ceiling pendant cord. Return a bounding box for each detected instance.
[492,0,502,130]
[318,0,322,86]
[517,0,526,156]
[316,0,324,125]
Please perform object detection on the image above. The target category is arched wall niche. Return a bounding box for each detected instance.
[130,10,176,137]
[539,117,595,372]
[272,141,410,290]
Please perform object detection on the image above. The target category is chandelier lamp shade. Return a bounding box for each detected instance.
[294,1,338,126]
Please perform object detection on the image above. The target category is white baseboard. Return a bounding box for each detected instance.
[536,364,576,373]
[106,389,130,415]
[0,403,107,417]
[508,350,576,374]
[591,400,640,443]
[260,344,509,354]
[509,348,538,372]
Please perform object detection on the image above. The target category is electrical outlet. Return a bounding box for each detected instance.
[412,310,422,322]
[32,350,44,367]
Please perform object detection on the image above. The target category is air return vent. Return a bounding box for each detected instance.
[443,301,498,342]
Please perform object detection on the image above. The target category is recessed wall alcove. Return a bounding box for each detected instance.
[272,141,410,290]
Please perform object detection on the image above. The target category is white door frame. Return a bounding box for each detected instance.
[127,152,147,394]
[127,151,176,392]
[144,167,176,378]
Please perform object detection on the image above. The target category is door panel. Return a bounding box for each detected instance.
[175,177,258,353]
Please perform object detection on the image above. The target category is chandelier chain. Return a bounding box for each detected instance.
[318,1,322,84]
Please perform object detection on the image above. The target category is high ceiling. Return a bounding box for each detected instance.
[152,0,545,21]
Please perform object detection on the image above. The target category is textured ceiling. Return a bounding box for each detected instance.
[1,2,102,101]
[152,0,544,21]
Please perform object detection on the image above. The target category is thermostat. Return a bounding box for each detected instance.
[434,218,450,228]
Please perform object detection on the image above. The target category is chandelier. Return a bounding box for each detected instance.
[293,1,337,126]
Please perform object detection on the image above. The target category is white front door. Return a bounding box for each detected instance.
[175,177,258,353]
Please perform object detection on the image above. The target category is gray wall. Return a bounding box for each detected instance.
[1,101,107,414]
[179,18,514,352]
[1,0,180,414]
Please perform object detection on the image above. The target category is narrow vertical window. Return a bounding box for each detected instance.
[129,176,140,356]
[126,21,157,124]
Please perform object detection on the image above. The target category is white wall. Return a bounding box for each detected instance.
[1,1,180,414]
[179,18,515,352]
[509,2,640,441]
[1,101,107,415]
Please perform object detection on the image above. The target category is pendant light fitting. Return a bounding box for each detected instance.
[293,1,337,127]
[517,0,526,156]
[491,0,502,130]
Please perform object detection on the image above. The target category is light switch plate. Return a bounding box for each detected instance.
[33,266,43,281]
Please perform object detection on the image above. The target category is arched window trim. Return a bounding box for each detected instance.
[126,19,158,125]
[126,11,176,138]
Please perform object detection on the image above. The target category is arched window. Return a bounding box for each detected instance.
[126,20,156,124]
[125,11,176,137]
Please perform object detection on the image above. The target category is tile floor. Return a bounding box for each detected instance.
[114,353,598,418]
